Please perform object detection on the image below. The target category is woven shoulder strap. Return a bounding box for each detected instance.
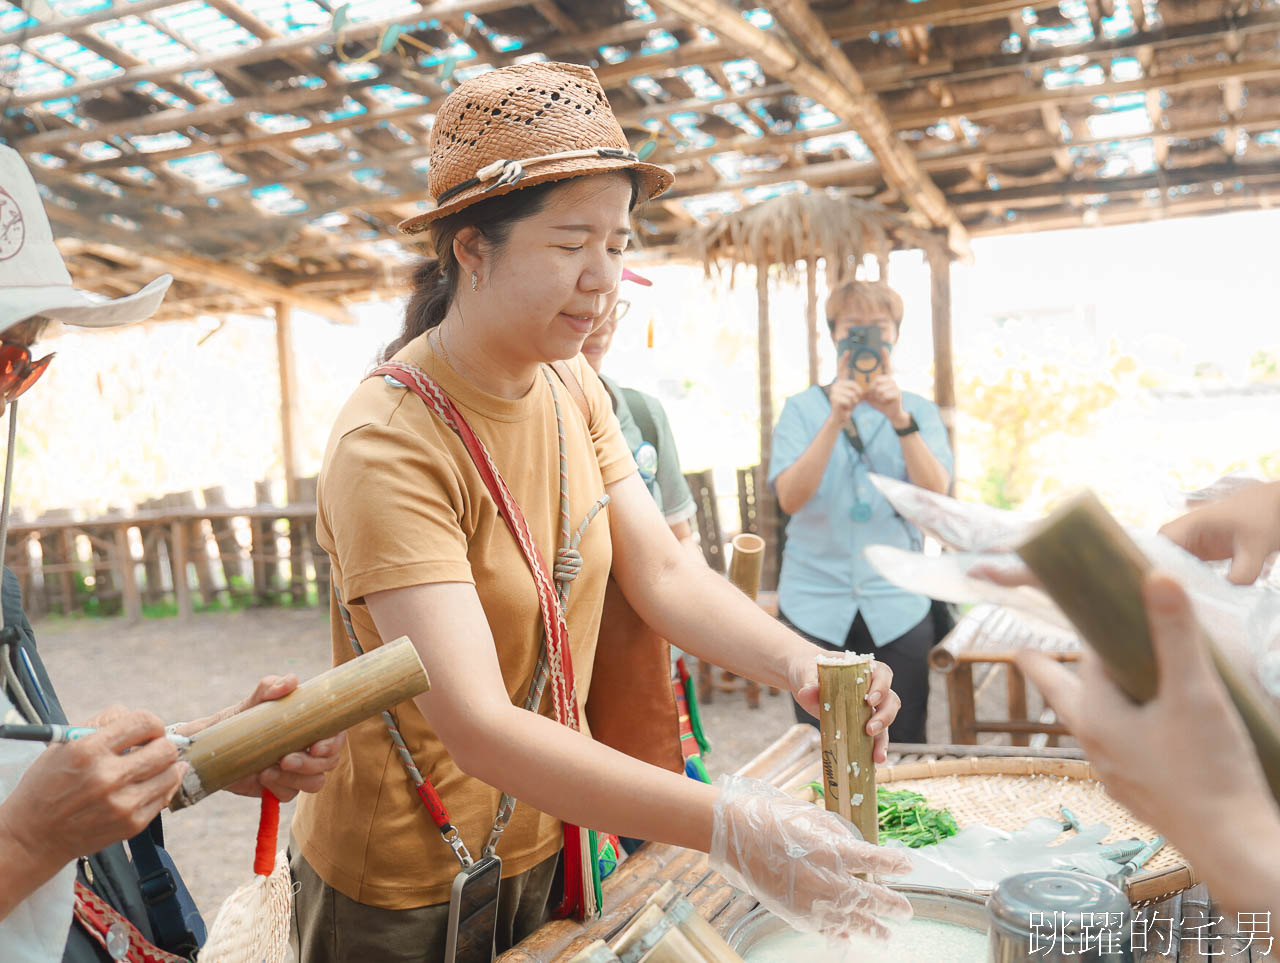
[549,359,590,422]
[369,361,579,729]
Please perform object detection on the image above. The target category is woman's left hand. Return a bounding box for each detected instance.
[175,675,347,802]
[792,656,900,763]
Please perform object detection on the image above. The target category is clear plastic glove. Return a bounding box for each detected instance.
[708,774,914,943]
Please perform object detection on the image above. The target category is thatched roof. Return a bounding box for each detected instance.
[4,0,1279,320]
[684,190,950,284]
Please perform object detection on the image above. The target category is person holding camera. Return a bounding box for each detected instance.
[770,279,953,743]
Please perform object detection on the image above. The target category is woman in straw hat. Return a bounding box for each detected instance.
[291,62,911,962]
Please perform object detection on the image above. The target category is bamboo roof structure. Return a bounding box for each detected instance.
[684,190,951,278]
[4,0,1280,321]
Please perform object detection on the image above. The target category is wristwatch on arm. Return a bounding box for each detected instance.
[894,415,920,437]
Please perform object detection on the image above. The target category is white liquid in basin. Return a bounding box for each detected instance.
[742,917,988,963]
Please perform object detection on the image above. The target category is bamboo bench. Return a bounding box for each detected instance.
[932,603,1082,746]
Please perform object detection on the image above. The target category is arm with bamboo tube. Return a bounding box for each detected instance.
[0,669,350,924]
[364,469,913,944]
[605,473,900,759]
[1014,492,1280,920]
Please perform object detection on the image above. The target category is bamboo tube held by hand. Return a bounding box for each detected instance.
[1017,490,1280,806]
[817,652,878,844]
[171,637,429,809]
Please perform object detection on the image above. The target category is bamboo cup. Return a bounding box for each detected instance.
[727,533,765,600]
[170,636,429,809]
[817,652,878,844]
[568,940,623,963]
[1017,490,1280,806]
[666,898,743,963]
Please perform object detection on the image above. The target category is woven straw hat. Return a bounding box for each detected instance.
[399,62,673,234]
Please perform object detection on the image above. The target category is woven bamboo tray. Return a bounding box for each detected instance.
[794,756,1197,906]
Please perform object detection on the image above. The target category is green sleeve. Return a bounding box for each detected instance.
[648,398,696,524]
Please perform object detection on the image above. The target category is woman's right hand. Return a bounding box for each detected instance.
[708,774,913,943]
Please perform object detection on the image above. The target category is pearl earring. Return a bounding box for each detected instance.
[471,271,479,292]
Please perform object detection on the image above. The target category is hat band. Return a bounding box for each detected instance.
[435,147,638,206]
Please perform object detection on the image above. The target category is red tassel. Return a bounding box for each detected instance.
[253,789,280,877]
[554,823,586,919]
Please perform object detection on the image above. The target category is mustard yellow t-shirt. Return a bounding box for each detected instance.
[291,336,633,909]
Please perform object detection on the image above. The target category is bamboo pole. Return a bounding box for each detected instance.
[805,256,820,387]
[171,637,429,809]
[1016,490,1280,806]
[817,652,878,844]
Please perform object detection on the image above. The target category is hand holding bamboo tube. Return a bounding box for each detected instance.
[1016,491,1280,806]
[817,652,878,844]
[170,637,430,809]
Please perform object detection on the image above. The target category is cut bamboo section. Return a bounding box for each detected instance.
[817,652,877,843]
[567,941,622,963]
[1017,490,1280,807]
[666,899,743,963]
[727,533,765,600]
[171,637,429,809]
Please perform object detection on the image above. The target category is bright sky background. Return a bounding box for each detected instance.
[14,208,1280,530]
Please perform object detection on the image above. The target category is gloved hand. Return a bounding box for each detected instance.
[708,774,913,943]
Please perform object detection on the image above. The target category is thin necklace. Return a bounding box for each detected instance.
[431,325,453,372]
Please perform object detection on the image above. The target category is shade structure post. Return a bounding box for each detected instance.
[805,256,820,386]
[756,264,781,591]
[274,301,300,502]
[928,245,957,459]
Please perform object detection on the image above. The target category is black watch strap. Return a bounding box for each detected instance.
[894,414,920,437]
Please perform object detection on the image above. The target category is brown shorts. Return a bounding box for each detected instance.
[289,843,562,963]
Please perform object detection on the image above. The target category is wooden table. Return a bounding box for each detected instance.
[502,727,1264,962]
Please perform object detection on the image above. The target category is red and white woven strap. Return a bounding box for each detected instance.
[73,881,184,963]
[371,361,579,730]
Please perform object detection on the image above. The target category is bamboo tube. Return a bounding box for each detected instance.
[667,898,744,963]
[610,903,712,963]
[1017,490,1280,806]
[568,941,622,963]
[610,904,668,959]
[171,637,429,809]
[817,652,878,844]
[727,533,765,600]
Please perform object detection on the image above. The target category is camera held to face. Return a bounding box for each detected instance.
[837,325,889,387]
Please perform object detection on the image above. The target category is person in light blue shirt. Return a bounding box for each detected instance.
[769,279,953,742]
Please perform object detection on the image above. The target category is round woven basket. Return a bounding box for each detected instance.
[870,757,1196,906]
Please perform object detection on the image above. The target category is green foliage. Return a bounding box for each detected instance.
[958,355,1122,510]
[877,789,960,848]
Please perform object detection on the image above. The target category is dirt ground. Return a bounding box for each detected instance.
[34,606,1010,924]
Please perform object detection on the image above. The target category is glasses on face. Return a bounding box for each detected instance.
[612,300,631,323]
[0,343,54,404]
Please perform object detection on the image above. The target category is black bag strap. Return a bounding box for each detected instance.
[128,817,203,957]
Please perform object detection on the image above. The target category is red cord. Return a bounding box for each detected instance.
[253,789,280,876]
